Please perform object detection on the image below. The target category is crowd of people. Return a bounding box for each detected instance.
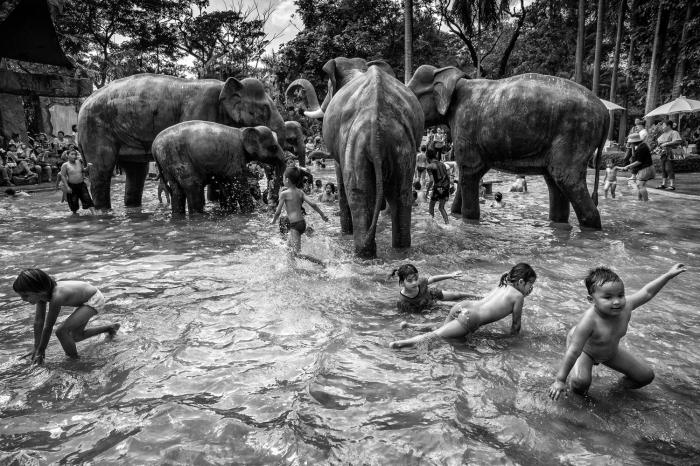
[0,127,79,187]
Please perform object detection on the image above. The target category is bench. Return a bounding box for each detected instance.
[481,180,502,195]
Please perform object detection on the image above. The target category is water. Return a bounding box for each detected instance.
[1,170,699,465]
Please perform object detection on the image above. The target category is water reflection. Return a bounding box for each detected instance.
[0,170,698,464]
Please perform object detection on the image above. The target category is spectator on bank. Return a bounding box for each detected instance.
[0,156,15,186]
[629,118,645,136]
[10,157,39,185]
[52,131,71,154]
[656,120,682,191]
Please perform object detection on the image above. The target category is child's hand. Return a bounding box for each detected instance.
[270,218,276,225]
[321,213,329,222]
[548,380,567,400]
[451,270,464,279]
[667,263,686,277]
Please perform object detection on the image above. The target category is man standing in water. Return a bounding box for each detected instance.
[60,149,96,215]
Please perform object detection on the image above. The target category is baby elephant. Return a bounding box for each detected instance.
[152,121,286,215]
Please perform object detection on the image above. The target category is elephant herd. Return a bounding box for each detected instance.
[77,58,610,258]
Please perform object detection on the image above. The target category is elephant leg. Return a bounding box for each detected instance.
[543,172,570,223]
[84,142,117,211]
[336,163,352,234]
[347,163,377,258]
[548,169,601,229]
[186,184,206,215]
[168,180,187,216]
[454,167,488,219]
[120,161,150,207]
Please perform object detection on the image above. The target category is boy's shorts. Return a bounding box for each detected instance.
[83,289,105,313]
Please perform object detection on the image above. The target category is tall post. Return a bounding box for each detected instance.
[575,0,585,84]
[404,0,413,84]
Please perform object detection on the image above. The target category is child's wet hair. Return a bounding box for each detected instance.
[13,268,56,295]
[413,181,421,190]
[584,267,623,294]
[324,182,336,193]
[284,166,301,185]
[499,263,536,287]
[390,264,419,283]
[315,179,322,187]
[494,192,503,202]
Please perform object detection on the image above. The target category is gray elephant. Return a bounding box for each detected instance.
[284,121,306,167]
[77,73,286,211]
[287,57,424,258]
[152,122,285,215]
[408,66,608,228]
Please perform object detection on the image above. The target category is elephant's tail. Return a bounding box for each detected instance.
[591,118,607,206]
[151,144,172,196]
[366,122,384,249]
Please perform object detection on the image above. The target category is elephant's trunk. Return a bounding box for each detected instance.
[286,79,324,119]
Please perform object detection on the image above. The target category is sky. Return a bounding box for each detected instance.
[209,0,302,55]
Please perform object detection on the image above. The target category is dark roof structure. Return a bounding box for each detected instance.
[0,0,72,67]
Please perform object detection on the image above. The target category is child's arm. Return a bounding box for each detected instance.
[303,193,329,222]
[31,302,47,358]
[510,296,523,335]
[548,318,594,400]
[427,270,463,284]
[626,263,686,311]
[33,303,62,364]
[270,192,285,224]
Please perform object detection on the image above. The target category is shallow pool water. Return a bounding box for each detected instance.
[1,169,699,465]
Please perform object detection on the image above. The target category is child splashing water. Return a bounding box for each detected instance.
[391,264,479,314]
[548,264,686,399]
[390,263,536,349]
[13,269,120,364]
[271,167,329,265]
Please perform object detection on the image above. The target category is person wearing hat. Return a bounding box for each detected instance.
[655,120,682,190]
[616,133,654,202]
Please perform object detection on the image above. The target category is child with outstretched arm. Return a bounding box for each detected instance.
[391,263,479,314]
[548,264,686,400]
[391,263,536,349]
[13,269,119,364]
[271,167,329,263]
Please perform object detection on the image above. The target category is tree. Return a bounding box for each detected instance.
[405,0,413,84]
[592,0,606,96]
[645,1,671,116]
[575,0,585,83]
[608,0,626,140]
[671,0,697,98]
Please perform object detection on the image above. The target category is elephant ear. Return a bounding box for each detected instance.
[433,67,467,116]
[366,60,395,78]
[220,77,244,105]
[242,127,261,155]
[321,59,338,101]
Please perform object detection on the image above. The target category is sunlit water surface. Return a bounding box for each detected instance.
[1,169,698,465]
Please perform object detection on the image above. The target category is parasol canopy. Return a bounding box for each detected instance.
[600,98,625,111]
[644,96,700,118]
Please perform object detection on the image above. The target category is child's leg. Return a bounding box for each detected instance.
[568,352,595,395]
[610,184,616,198]
[603,347,654,389]
[428,198,437,218]
[399,321,436,331]
[288,229,302,254]
[55,306,119,358]
[438,198,449,223]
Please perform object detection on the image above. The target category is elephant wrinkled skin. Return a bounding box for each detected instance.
[286,57,424,258]
[78,73,285,211]
[152,122,285,215]
[408,66,608,229]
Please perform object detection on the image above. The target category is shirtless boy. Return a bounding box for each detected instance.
[271,167,329,263]
[549,264,686,399]
[59,149,95,214]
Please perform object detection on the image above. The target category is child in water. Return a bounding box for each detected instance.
[490,192,506,208]
[272,167,329,264]
[603,160,618,199]
[509,175,527,193]
[13,268,120,364]
[317,182,337,203]
[391,264,478,314]
[390,263,536,349]
[548,264,686,399]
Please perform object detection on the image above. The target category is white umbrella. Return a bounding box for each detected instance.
[600,98,625,111]
[644,96,700,118]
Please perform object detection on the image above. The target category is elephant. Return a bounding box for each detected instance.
[152,122,286,215]
[77,73,286,211]
[408,65,608,229]
[284,121,306,167]
[286,57,424,258]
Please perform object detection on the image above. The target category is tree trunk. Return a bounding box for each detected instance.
[671,1,694,99]
[608,0,626,141]
[575,0,585,84]
[592,0,606,96]
[404,0,413,84]
[645,2,671,117]
[620,0,638,145]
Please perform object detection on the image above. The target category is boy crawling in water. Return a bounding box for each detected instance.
[549,264,686,399]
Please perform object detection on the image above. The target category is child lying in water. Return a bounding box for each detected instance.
[391,264,478,313]
[391,263,536,349]
[548,263,686,399]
